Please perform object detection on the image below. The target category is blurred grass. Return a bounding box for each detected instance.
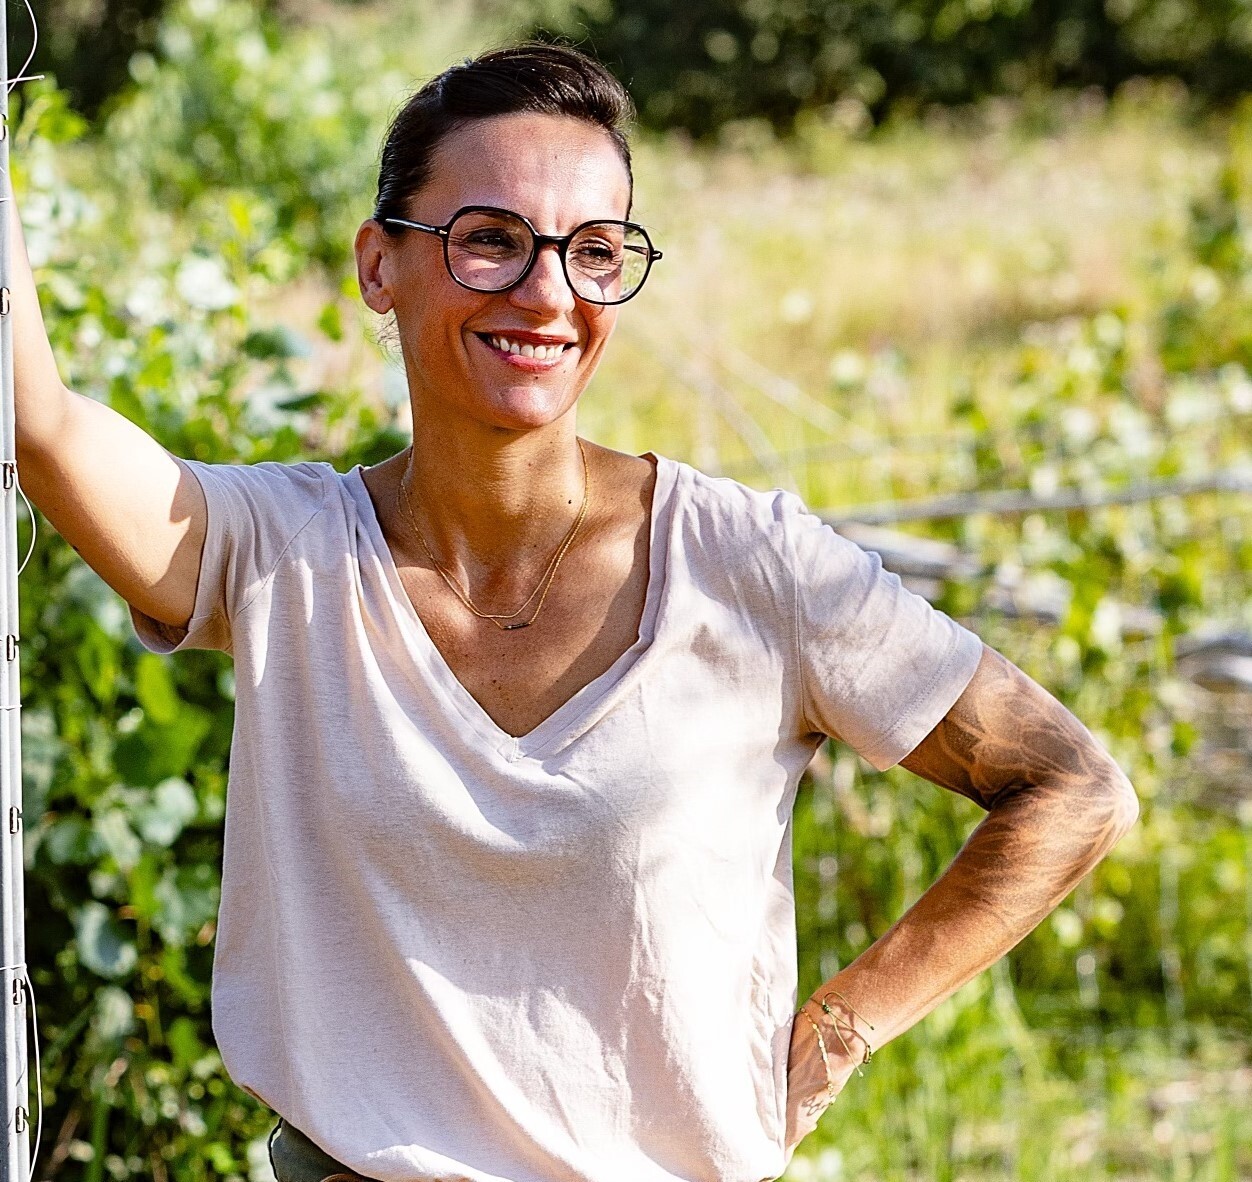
[580,84,1221,509]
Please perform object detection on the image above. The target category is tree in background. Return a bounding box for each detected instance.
[30,0,1252,136]
[30,0,171,115]
[545,0,1252,134]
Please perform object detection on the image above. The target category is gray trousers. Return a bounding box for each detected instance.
[268,1118,376,1182]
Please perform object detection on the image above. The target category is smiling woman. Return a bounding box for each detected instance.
[10,39,1139,1182]
[357,107,638,438]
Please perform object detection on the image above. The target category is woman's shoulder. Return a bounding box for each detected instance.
[182,456,337,505]
[658,453,815,541]
[180,457,360,554]
[659,456,880,597]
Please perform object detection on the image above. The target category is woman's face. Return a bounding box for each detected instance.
[357,112,634,435]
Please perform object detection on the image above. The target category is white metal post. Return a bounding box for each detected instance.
[0,0,31,1175]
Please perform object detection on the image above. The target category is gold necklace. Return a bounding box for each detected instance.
[398,438,589,631]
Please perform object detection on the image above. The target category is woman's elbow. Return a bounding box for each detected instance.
[1101,760,1140,847]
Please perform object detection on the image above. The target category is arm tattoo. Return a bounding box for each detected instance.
[803,647,1139,1056]
[900,645,1140,930]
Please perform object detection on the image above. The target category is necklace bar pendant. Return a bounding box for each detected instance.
[502,620,532,631]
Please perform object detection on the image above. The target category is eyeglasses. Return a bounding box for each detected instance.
[380,206,663,306]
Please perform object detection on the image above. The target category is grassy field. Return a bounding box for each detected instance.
[589,86,1223,500]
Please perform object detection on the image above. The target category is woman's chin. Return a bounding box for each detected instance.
[415,361,586,433]
[475,384,579,432]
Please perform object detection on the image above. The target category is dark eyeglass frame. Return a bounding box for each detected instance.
[379,205,664,306]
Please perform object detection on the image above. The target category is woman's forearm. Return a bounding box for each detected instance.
[808,767,1138,1052]
[801,647,1139,1065]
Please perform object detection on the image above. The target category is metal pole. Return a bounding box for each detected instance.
[0,0,31,1173]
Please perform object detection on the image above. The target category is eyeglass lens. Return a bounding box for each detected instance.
[446,210,651,303]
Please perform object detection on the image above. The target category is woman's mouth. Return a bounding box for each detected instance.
[475,333,575,369]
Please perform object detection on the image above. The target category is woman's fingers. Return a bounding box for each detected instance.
[784,1085,828,1153]
[782,1008,836,1152]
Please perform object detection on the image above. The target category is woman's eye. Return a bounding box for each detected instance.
[573,242,619,265]
[463,231,523,252]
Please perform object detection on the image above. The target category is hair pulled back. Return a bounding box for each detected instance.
[374,42,636,229]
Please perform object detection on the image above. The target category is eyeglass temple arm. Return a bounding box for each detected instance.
[381,217,448,236]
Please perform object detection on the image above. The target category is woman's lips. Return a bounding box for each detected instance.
[475,332,575,371]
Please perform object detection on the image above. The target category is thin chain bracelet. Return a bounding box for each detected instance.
[800,1006,839,1107]
[819,989,877,1077]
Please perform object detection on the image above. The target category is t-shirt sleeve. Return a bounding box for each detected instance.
[129,459,328,655]
[784,494,984,771]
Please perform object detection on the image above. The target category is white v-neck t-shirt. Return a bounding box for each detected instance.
[131,453,983,1182]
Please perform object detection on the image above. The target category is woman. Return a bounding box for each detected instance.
[12,42,1138,1182]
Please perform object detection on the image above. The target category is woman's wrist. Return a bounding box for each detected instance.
[785,989,875,1149]
[799,1005,840,1108]
[801,989,876,1085]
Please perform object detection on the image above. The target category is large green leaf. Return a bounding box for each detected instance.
[114,708,213,784]
[42,815,103,866]
[134,777,199,846]
[135,652,181,725]
[93,808,143,872]
[153,863,220,948]
[75,901,139,980]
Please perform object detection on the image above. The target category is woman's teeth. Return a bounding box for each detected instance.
[488,335,566,360]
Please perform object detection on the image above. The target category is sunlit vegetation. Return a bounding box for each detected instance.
[14,1,1251,1177]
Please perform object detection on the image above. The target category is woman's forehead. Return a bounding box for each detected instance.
[415,113,632,228]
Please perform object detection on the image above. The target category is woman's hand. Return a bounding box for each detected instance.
[782,999,862,1159]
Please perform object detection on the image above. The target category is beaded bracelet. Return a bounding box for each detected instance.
[806,991,876,1111]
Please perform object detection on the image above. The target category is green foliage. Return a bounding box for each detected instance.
[28,0,171,118]
[14,4,413,1175]
[104,1,386,271]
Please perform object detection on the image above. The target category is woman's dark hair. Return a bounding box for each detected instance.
[374,42,636,229]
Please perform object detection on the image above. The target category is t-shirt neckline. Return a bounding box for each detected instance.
[345,450,681,761]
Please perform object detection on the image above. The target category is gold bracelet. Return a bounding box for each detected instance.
[800,1006,839,1107]
[818,989,876,1077]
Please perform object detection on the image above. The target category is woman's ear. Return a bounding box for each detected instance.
[355,219,395,316]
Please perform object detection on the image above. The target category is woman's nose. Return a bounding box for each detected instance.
[509,242,576,314]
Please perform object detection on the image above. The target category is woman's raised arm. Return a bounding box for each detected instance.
[785,643,1139,1154]
[8,173,208,629]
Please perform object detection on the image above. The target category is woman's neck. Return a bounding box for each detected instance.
[403,410,588,577]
